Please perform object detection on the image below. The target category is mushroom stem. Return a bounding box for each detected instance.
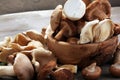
[0,66,16,76]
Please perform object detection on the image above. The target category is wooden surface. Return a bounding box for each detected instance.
[0,7,120,80]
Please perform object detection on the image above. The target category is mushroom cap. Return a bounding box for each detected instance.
[47,35,118,67]
[13,53,34,80]
[85,0,111,21]
[82,63,102,80]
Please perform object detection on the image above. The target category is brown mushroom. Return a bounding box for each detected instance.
[54,20,77,41]
[109,49,120,77]
[82,0,91,6]
[114,23,120,35]
[31,47,56,72]
[13,33,31,46]
[84,0,111,21]
[37,60,57,80]
[50,5,63,31]
[25,30,45,44]
[51,68,74,80]
[0,53,34,80]
[81,63,102,80]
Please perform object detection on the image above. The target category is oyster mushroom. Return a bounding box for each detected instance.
[85,0,111,21]
[31,47,56,72]
[78,20,99,44]
[0,53,34,80]
[25,30,45,44]
[93,19,114,42]
[63,0,86,21]
[13,33,31,46]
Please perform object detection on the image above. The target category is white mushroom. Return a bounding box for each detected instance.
[93,19,114,42]
[63,0,86,21]
[0,53,34,80]
[78,20,99,44]
[31,47,56,72]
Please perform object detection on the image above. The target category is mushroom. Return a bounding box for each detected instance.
[109,49,120,77]
[0,53,34,80]
[81,63,102,80]
[114,23,120,35]
[78,20,99,44]
[84,0,111,21]
[93,19,114,42]
[31,47,56,72]
[0,37,11,48]
[37,60,57,80]
[54,20,77,41]
[13,33,31,46]
[57,64,78,73]
[50,5,63,32]
[63,0,86,21]
[51,68,74,80]
[25,30,45,44]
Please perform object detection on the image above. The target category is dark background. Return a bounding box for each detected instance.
[0,0,119,15]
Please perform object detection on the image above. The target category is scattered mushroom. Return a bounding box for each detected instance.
[78,20,99,44]
[81,63,102,80]
[31,47,56,72]
[13,33,31,46]
[85,0,111,21]
[0,53,34,80]
[63,0,86,21]
[25,30,45,44]
[51,68,74,80]
[57,64,78,73]
[37,60,57,80]
[109,49,120,77]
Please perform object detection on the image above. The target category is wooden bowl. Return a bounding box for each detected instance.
[47,36,118,67]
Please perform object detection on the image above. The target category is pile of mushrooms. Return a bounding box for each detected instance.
[0,30,77,80]
[0,0,120,80]
[45,0,120,79]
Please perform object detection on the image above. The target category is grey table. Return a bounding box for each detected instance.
[0,7,120,80]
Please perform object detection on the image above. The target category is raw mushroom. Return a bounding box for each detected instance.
[63,0,86,21]
[78,20,99,44]
[109,49,120,77]
[57,64,78,73]
[81,63,102,80]
[50,5,63,32]
[13,53,34,80]
[0,37,11,48]
[93,19,114,42]
[55,20,77,41]
[25,30,45,44]
[0,53,34,80]
[85,0,111,21]
[114,23,120,35]
[13,33,31,46]
[37,60,57,80]
[31,47,56,72]
[51,68,74,80]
